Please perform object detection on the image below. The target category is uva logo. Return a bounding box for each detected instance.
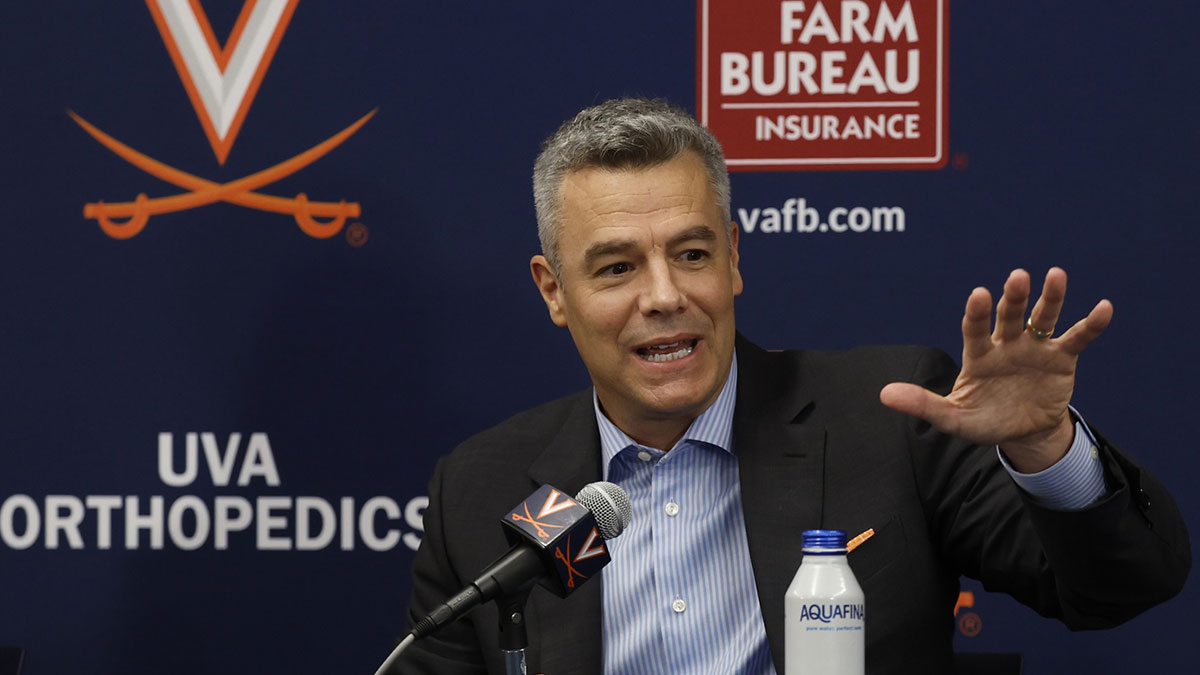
[502,485,613,597]
[553,527,607,589]
[509,489,578,540]
[71,0,374,240]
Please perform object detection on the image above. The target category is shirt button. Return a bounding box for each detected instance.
[664,502,680,517]
[637,450,652,462]
[671,598,687,613]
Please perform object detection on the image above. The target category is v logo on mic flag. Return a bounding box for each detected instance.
[537,489,578,518]
[572,528,607,562]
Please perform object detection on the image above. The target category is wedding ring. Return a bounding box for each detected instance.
[1025,317,1053,339]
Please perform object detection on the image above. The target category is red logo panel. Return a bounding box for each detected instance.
[698,0,948,171]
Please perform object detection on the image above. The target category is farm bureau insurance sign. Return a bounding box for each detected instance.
[698,0,948,171]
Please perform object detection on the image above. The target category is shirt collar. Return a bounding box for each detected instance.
[594,353,738,476]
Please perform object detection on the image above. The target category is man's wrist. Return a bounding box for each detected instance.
[998,414,1109,509]
[997,416,1076,473]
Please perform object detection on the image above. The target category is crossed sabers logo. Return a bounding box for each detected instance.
[72,0,371,240]
[510,502,564,541]
[555,535,588,589]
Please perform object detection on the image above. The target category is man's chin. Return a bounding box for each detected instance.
[633,382,723,420]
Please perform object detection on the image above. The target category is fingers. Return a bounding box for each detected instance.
[1026,267,1067,337]
[962,267,1108,357]
[1057,299,1114,355]
[880,383,960,435]
[961,287,993,359]
[993,269,1031,341]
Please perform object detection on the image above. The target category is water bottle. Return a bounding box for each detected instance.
[784,529,865,675]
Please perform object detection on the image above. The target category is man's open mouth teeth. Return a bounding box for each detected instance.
[637,339,697,362]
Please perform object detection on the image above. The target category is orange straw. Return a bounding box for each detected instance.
[847,528,875,553]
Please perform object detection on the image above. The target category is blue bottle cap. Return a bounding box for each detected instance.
[801,529,847,553]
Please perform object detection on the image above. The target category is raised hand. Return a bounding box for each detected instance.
[879,268,1113,472]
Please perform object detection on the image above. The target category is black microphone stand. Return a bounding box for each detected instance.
[497,587,533,675]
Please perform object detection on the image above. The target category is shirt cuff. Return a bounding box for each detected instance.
[997,409,1108,509]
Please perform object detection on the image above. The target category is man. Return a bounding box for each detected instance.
[397,98,1189,674]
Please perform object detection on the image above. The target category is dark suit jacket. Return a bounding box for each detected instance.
[397,337,1189,674]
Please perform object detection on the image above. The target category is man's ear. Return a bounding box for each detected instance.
[530,255,569,327]
[729,222,744,296]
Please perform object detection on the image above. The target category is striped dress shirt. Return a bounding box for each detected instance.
[593,355,1106,674]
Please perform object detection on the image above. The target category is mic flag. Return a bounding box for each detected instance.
[501,484,612,598]
[377,482,630,674]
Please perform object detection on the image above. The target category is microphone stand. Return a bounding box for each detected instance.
[497,587,533,675]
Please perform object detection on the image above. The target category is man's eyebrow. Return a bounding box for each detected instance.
[583,239,638,268]
[669,225,718,247]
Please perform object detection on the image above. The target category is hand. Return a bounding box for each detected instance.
[879,268,1113,472]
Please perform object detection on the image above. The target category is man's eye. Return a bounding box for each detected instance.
[602,262,631,276]
[681,250,708,262]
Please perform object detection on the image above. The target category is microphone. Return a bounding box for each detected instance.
[408,481,632,642]
[374,482,631,674]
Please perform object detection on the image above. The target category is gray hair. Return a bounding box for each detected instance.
[532,98,732,276]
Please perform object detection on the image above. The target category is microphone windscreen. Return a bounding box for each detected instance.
[575,481,632,540]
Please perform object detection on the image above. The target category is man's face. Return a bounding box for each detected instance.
[530,151,743,445]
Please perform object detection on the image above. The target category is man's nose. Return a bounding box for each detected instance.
[638,258,686,315]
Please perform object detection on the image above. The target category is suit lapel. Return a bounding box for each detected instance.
[524,392,605,675]
[734,337,827,673]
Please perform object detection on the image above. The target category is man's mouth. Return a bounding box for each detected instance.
[636,338,698,363]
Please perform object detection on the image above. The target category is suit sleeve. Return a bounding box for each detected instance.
[905,348,1190,629]
[390,457,489,674]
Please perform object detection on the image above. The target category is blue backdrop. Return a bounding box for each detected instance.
[1,1,1195,673]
